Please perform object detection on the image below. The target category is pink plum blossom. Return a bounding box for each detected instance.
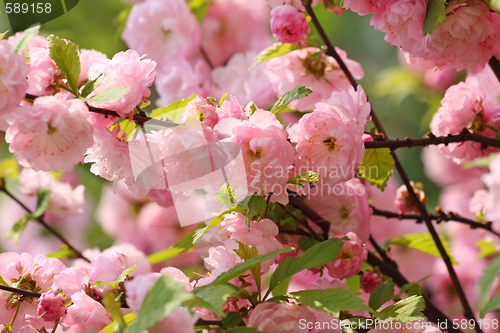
[469,154,500,225]
[51,267,90,298]
[26,47,58,96]
[6,94,94,172]
[326,232,367,279]
[87,49,156,119]
[342,0,392,16]
[122,0,201,64]
[270,5,311,46]
[183,96,219,128]
[360,269,384,293]
[61,291,110,331]
[267,47,364,111]
[394,182,427,214]
[246,302,316,332]
[37,289,67,322]
[78,49,107,84]
[7,33,48,56]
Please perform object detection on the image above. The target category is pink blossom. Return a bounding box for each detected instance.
[87,49,156,119]
[0,40,29,122]
[304,179,371,243]
[270,5,311,46]
[469,155,500,223]
[215,95,248,121]
[360,269,383,293]
[26,46,58,96]
[6,94,94,172]
[79,49,107,84]
[201,0,273,67]
[155,57,212,107]
[394,182,427,214]
[37,289,67,322]
[371,0,427,58]
[326,232,367,279]
[198,245,242,286]
[122,0,201,63]
[342,0,392,16]
[323,85,371,127]
[212,52,277,109]
[267,47,364,111]
[61,291,110,331]
[7,33,48,56]
[52,267,89,298]
[246,302,316,332]
[183,96,219,128]
[222,110,295,204]
[423,0,500,71]
[294,102,365,186]
[18,168,85,220]
[150,307,198,333]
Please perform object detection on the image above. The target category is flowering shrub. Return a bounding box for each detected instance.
[2,1,500,333]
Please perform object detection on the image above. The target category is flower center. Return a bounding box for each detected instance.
[249,147,263,159]
[323,137,338,151]
[340,205,351,219]
[301,52,329,79]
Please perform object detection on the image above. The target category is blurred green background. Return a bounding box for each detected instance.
[0,0,444,243]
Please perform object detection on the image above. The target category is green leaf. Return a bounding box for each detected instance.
[103,291,126,329]
[187,0,212,23]
[219,93,229,105]
[151,94,196,123]
[482,293,500,316]
[125,275,192,333]
[369,279,395,310]
[298,237,320,252]
[193,206,246,243]
[397,275,430,297]
[46,246,75,260]
[345,274,361,292]
[388,233,458,265]
[212,247,294,285]
[81,73,105,98]
[81,86,129,104]
[0,158,19,178]
[484,0,500,15]
[271,85,312,113]
[375,295,425,322]
[0,31,8,40]
[288,288,372,316]
[13,25,40,54]
[477,239,497,259]
[423,0,446,35]
[359,148,394,191]
[47,35,81,95]
[216,181,236,209]
[93,266,136,290]
[7,215,30,243]
[272,276,291,296]
[32,187,51,219]
[479,254,500,317]
[226,328,264,333]
[148,224,202,264]
[221,312,243,329]
[252,42,301,69]
[0,276,9,286]
[100,313,136,333]
[234,243,262,293]
[267,238,344,297]
[340,317,372,333]
[243,194,267,228]
[287,171,319,187]
[463,154,498,169]
[184,284,238,316]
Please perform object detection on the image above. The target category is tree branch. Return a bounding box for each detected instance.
[0,184,90,263]
[0,284,42,298]
[305,4,482,332]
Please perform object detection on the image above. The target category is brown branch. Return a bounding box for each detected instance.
[200,48,215,70]
[0,184,90,263]
[277,203,323,241]
[371,206,500,238]
[364,131,500,150]
[0,284,42,298]
[488,56,500,82]
[305,4,482,332]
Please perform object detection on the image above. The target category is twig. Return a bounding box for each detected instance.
[369,236,397,268]
[488,56,500,83]
[0,284,42,298]
[365,131,500,150]
[0,185,90,263]
[277,203,323,241]
[288,196,330,238]
[305,4,482,331]
[200,48,215,70]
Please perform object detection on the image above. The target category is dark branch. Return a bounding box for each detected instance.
[0,284,42,298]
[488,56,500,82]
[277,203,323,241]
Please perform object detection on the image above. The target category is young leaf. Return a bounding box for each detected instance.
[369,279,395,311]
[477,239,497,259]
[103,291,126,329]
[150,94,196,122]
[187,0,212,23]
[481,293,500,317]
[423,0,446,35]
[252,42,301,69]
[216,181,236,209]
[271,85,312,113]
[287,288,372,315]
[184,284,238,316]
[234,243,262,293]
[0,158,19,178]
[220,312,243,329]
[298,237,320,252]
[13,25,40,54]
[0,31,8,40]
[267,237,344,296]
[212,247,294,285]
[387,233,457,264]
[479,254,500,317]
[287,171,319,187]
[100,313,136,333]
[47,35,81,95]
[125,275,192,333]
[46,246,75,260]
[81,73,105,98]
[7,215,30,243]
[375,295,425,322]
[148,224,203,264]
[32,187,51,219]
[193,206,246,243]
[359,148,394,191]
[93,266,136,290]
[484,0,500,15]
[242,194,267,227]
[81,86,129,104]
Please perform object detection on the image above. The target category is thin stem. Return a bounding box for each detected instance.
[364,131,500,150]
[488,56,500,82]
[288,196,330,238]
[371,206,500,238]
[306,4,482,331]
[369,235,397,268]
[0,185,90,262]
[277,203,323,241]
[200,48,215,70]
[52,319,60,333]
[0,285,42,298]
[10,302,21,328]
